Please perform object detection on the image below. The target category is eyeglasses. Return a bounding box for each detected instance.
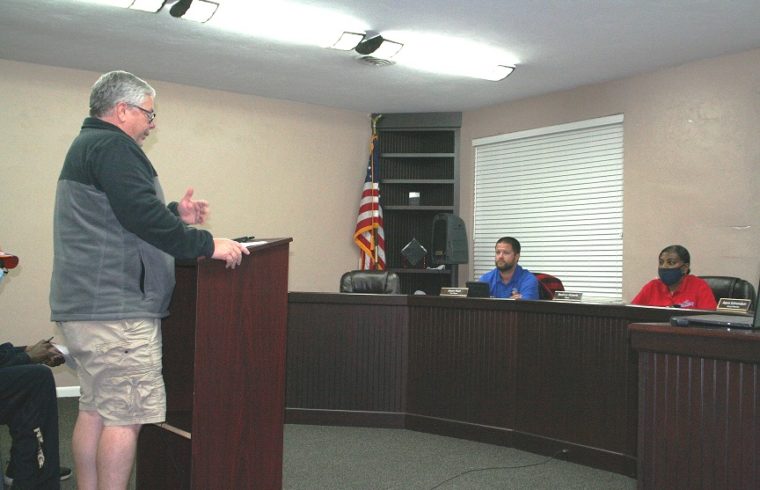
[128,104,156,123]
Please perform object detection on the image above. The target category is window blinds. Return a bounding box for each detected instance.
[472,115,624,301]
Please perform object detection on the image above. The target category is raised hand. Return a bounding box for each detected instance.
[177,187,210,225]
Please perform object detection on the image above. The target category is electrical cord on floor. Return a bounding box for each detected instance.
[428,448,569,489]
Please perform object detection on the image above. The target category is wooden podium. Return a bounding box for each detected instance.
[137,238,291,489]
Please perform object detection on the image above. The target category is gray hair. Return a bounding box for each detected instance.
[89,70,156,117]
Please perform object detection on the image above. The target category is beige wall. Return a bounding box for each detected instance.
[460,48,760,301]
[2,49,759,387]
[0,60,368,386]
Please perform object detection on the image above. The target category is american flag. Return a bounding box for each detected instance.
[353,119,386,270]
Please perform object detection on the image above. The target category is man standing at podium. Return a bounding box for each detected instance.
[49,70,249,490]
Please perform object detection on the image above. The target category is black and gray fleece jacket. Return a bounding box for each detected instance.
[50,117,214,321]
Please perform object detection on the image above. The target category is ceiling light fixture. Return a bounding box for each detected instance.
[402,60,515,82]
[79,0,139,8]
[170,0,219,22]
[209,2,367,48]
[87,0,219,21]
[371,39,403,60]
[328,31,403,60]
[128,0,165,12]
[353,33,403,60]
[331,32,365,51]
[382,31,519,81]
[482,65,516,82]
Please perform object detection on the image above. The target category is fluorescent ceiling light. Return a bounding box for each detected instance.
[209,1,367,48]
[421,60,516,81]
[75,0,163,10]
[483,65,515,81]
[372,39,403,60]
[129,0,165,12]
[387,31,520,81]
[77,0,134,7]
[331,32,365,51]
[77,1,513,81]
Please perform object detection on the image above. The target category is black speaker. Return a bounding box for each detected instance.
[431,213,468,265]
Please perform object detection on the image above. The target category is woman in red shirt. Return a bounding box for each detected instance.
[631,245,717,309]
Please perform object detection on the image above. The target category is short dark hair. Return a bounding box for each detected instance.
[496,236,521,254]
[660,244,691,273]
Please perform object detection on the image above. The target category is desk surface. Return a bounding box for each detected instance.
[291,291,719,320]
[630,322,760,363]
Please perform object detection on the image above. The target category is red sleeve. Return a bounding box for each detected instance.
[631,280,654,305]
[694,279,718,310]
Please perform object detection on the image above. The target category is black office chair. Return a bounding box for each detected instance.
[699,276,756,308]
[339,270,402,294]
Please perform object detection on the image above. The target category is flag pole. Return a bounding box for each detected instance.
[370,114,382,269]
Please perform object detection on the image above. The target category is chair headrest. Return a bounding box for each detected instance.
[533,272,564,300]
[340,270,402,294]
[699,275,756,306]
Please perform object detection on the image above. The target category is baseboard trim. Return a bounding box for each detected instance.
[285,408,406,428]
[284,408,636,477]
[57,386,81,398]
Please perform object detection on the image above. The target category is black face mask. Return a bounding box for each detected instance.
[658,267,684,286]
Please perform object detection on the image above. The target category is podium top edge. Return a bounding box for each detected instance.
[176,237,292,267]
[244,237,293,248]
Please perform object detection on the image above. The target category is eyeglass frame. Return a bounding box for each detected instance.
[127,104,156,123]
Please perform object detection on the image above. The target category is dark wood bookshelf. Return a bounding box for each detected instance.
[377,113,461,294]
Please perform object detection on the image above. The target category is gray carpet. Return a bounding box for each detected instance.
[283,424,635,490]
[3,397,636,489]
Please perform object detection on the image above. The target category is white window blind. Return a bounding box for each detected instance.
[472,115,624,302]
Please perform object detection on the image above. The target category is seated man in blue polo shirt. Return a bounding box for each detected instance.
[478,237,539,299]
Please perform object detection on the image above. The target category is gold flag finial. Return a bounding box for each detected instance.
[371,114,382,133]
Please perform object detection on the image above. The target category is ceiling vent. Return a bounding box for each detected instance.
[356,56,395,67]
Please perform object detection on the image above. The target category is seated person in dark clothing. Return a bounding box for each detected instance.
[0,249,71,489]
[631,244,717,310]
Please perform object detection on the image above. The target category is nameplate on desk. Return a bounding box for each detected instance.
[716,297,751,313]
[440,287,468,297]
[554,291,583,302]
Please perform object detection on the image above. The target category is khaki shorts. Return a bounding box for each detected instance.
[58,318,166,426]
